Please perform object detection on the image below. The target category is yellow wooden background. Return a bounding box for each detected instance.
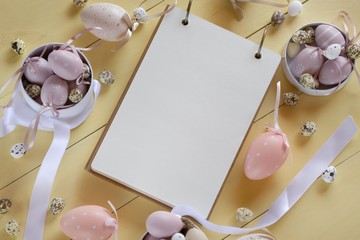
[1,0,360,239]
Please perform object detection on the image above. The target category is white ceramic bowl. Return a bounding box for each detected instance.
[20,43,94,118]
[283,22,354,96]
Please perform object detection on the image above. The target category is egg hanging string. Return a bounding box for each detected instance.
[23,95,73,152]
[339,11,360,82]
[106,201,119,240]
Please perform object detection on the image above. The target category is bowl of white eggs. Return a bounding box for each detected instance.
[283,22,356,96]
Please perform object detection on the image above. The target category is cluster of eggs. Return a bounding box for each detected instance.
[144,211,208,240]
[21,44,91,109]
[286,24,357,91]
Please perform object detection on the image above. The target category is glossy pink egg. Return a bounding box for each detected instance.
[290,47,325,78]
[244,131,289,180]
[315,24,346,50]
[60,205,117,240]
[146,211,184,238]
[80,3,132,42]
[41,75,68,106]
[24,57,54,85]
[319,56,352,85]
[48,49,84,81]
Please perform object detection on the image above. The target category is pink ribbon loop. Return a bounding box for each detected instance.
[339,11,360,45]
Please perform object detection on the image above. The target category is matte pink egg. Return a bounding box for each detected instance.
[319,56,352,85]
[24,57,54,85]
[146,211,184,238]
[315,24,346,50]
[60,205,117,240]
[48,49,84,81]
[41,75,68,106]
[244,131,289,180]
[290,47,325,78]
[80,3,132,42]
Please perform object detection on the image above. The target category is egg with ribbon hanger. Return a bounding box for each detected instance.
[289,46,325,78]
[80,1,177,48]
[244,81,290,180]
[319,56,353,85]
[60,201,118,240]
[48,46,84,81]
[24,57,54,85]
[41,75,69,106]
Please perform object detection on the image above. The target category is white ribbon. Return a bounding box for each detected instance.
[172,115,358,236]
[0,80,101,240]
[23,119,70,240]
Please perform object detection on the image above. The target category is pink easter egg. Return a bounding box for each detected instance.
[319,56,352,85]
[48,49,84,81]
[315,24,346,50]
[60,205,117,240]
[24,57,54,85]
[41,75,68,106]
[146,211,184,238]
[290,47,325,78]
[244,131,289,180]
[80,3,132,42]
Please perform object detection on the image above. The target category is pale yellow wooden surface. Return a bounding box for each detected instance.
[0,0,360,239]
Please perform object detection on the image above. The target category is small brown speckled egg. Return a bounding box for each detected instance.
[283,92,299,106]
[304,27,315,44]
[73,0,88,7]
[5,220,21,237]
[83,63,91,79]
[291,30,308,44]
[98,69,115,85]
[301,121,317,136]
[49,197,65,215]
[299,73,319,89]
[0,199,12,214]
[235,207,253,222]
[25,83,41,99]
[346,43,360,60]
[69,88,83,103]
[11,38,26,55]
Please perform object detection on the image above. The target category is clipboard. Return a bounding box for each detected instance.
[89,6,281,218]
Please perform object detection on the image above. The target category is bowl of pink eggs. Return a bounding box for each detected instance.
[283,22,358,96]
[20,43,94,119]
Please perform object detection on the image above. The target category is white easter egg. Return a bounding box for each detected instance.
[322,43,341,60]
[48,50,84,81]
[286,42,301,58]
[80,3,132,42]
[185,228,209,240]
[288,0,303,16]
[319,56,352,85]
